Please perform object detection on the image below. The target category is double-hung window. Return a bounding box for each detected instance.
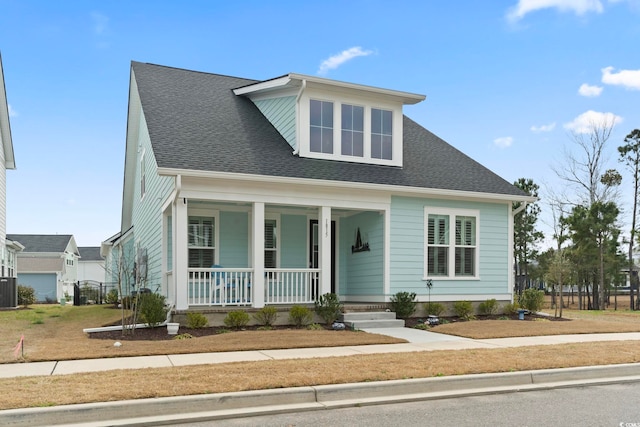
[310,100,334,154]
[425,208,478,279]
[188,216,215,268]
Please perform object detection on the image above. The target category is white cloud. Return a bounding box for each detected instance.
[530,122,556,132]
[578,83,603,97]
[506,0,604,22]
[601,66,640,90]
[8,104,17,117]
[91,12,109,35]
[317,47,373,75]
[494,136,514,148]
[563,110,623,133]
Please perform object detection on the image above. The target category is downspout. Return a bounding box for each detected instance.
[292,79,306,156]
[175,174,182,200]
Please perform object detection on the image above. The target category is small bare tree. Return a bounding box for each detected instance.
[618,129,640,310]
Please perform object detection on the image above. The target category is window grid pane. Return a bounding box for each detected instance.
[310,100,334,154]
[371,108,392,160]
[341,104,364,157]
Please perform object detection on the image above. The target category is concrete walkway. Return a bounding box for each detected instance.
[2,329,640,378]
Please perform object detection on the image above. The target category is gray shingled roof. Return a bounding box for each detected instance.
[132,62,527,197]
[7,234,74,253]
[78,247,103,261]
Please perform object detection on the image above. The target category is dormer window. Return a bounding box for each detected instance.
[308,99,397,163]
[341,104,364,157]
[310,100,334,154]
[371,108,392,160]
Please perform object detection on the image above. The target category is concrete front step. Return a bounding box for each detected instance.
[340,312,405,329]
[340,311,396,321]
[343,319,406,329]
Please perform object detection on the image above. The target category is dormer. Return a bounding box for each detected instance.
[234,73,425,167]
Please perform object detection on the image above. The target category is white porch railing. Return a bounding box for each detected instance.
[186,268,320,306]
[265,268,319,304]
[188,268,253,306]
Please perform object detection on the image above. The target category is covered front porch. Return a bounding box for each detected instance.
[163,194,388,311]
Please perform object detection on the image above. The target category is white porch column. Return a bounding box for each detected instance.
[174,198,189,310]
[252,202,265,308]
[319,206,332,296]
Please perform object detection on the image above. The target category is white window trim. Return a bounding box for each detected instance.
[298,90,403,167]
[423,207,480,281]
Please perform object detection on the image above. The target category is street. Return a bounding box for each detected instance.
[171,382,640,427]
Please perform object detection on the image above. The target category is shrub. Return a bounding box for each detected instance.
[520,288,545,312]
[223,310,250,330]
[289,305,313,328]
[424,302,445,317]
[389,291,417,320]
[105,289,119,306]
[307,323,323,330]
[314,293,343,325]
[503,301,520,315]
[138,293,168,327]
[186,312,209,329]
[478,298,498,315]
[453,300,475,321]
[18,285,36,307]
[173,333,194,340]
[253,306,278,327]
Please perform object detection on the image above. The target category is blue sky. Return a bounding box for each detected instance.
[1,0,639,247]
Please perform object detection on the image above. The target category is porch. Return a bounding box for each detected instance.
[163,193,388,310]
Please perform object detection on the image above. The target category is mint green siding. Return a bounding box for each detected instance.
[219,211,249,267]
[280,214,307,268]
[130,113,174,293]
[389,196,510,296]
[341,212,384,295]
[253,96,296,150]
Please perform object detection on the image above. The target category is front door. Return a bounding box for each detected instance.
[309,220,336,294]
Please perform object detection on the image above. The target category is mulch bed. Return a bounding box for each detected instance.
[89,312,569,341]
[404,312,570,328]
[88,324,330,341]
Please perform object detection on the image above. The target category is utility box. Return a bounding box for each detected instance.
[0,277,18,308]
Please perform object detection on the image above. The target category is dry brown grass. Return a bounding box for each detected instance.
[2,340,640,410]
[3,303,640,410]
[0,305,403,363]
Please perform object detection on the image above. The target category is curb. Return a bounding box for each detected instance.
[2,363,640,426]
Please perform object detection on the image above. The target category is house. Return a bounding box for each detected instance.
[0,53,21,308]
[104,61,534,314]
[0,53,21,282]
[7,234,79,302]
[77,246,106,285]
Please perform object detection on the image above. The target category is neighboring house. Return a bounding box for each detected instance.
[7,234,80,302]
[77,246,106,284]
[104,61,535,313]
[0,53,21,283]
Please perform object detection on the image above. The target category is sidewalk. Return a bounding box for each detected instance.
[2,329,640,426]
[2,328,640,378]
